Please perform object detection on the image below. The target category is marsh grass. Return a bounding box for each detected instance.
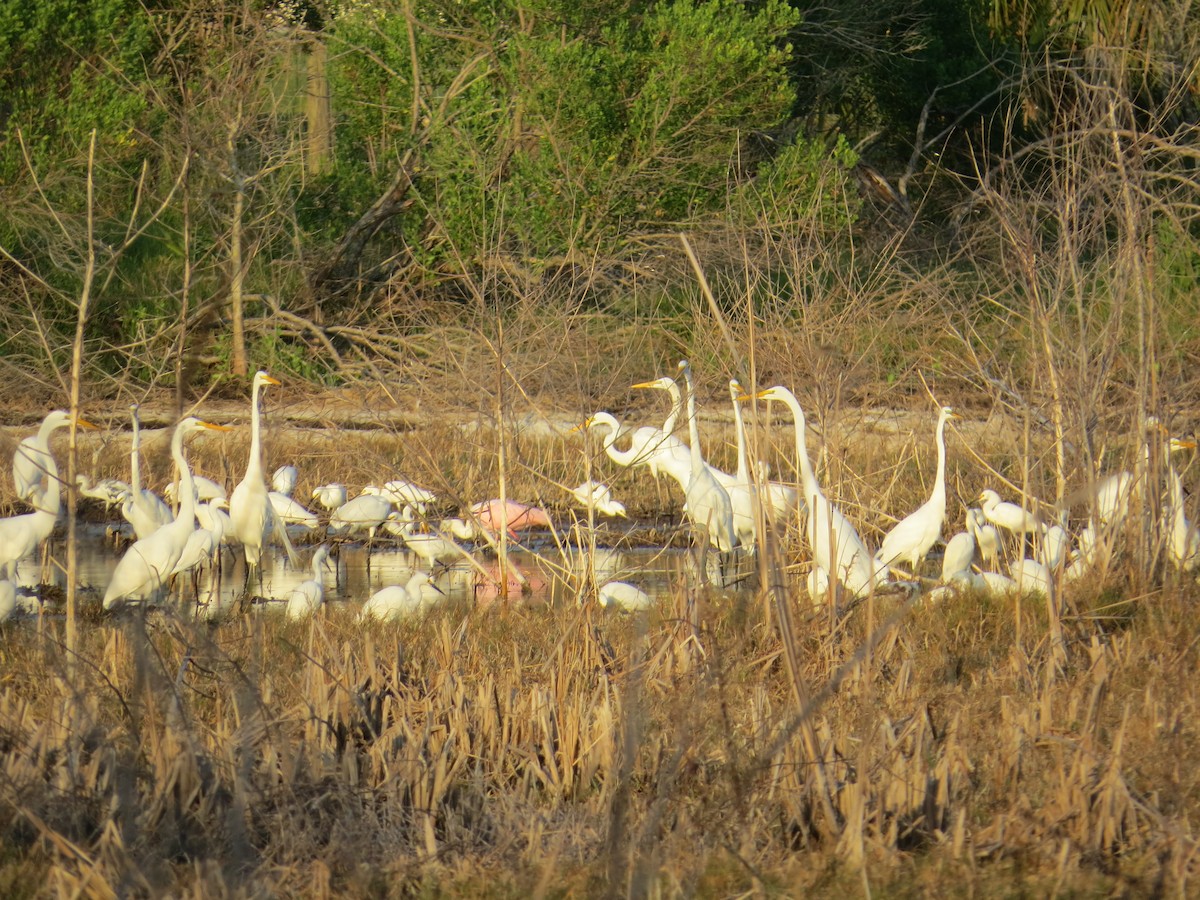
[2,553,1199,896]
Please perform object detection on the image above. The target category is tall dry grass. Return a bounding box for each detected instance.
[2,564,1198,896]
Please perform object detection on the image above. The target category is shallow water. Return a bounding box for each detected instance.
[9,523,726,617]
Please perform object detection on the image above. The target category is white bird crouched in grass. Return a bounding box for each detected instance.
[598,580,653,611]
[286,545,333,620]
[360,571,441,622]
[104,418,229,610]
[940,529,976,583]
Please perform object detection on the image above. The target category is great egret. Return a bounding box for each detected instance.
[229,371,297,571]
[271,464,298,497]
[169,499,228,593]
[1012,557,1054,599]
[1040,523,1069,572]
[268,491,319,530]
[678,361,735,553]
[1166,468,1199,571]
[360,571,442,622]
[12,410,75,503]
[876,406,958,572]
[569,481,627,518]
[755,385,876,597]
[730,379,799,525]
[165,475,226,504]
[286,545,333,620]
[389,520,469,569]
[76,474,131,512]
[576,412,691,490]
[363,480,437,514]
[329,493,394,540]
[441,517,479,541]
[199,498,236,545]
[598,580,653,611]
[1076,420,1195,527]
[0,412,94,578]
[311,483,347,511]
[104,418,228,609]
[979,489,1042,537]
[966,508,1001,571]
[940,529,976,583]
[122,404,173,540]
[629,376,694,479]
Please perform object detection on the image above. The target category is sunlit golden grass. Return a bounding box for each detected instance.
[2,566,1198,897]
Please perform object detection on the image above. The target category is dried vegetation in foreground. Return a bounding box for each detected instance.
[1,563,1198,897]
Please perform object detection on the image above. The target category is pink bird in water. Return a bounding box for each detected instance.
[468,498,552,539]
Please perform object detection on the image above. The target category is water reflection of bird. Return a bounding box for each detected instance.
[104,418,228,609]
[474,559,546,603]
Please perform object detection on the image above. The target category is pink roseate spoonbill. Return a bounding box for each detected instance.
[469,498,552,539]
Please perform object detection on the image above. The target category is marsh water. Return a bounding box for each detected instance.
[9,523,724,617]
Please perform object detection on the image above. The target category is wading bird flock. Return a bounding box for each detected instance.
[0,362,1195,622]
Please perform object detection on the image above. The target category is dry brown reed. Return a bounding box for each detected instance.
[2,554,1199,896]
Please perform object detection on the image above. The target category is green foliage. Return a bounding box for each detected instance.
[323,0,849,273]
[0,0,157,180]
